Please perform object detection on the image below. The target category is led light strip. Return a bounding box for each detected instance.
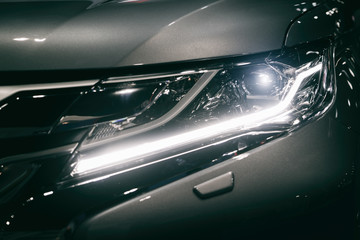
[73,63,323,175]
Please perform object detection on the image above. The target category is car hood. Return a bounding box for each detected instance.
[0,0,315,71]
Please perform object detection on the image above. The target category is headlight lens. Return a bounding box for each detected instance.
[67,42,334,180]
[0,40,335,187]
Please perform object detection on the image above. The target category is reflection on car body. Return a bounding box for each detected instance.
[0,0,360,239]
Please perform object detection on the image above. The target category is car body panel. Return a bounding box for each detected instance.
[1,0,311,71]
[0,0,360,239]
[74,115,358,239]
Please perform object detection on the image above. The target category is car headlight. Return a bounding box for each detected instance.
[0,40,335,188]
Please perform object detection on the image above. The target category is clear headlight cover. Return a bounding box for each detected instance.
[58,41,335,181]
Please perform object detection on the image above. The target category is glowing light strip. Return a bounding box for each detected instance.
[74,63,322,175]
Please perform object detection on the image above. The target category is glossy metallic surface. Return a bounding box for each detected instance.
[74,116,358,239]
[285,1,351,47]
[0,0,360,239]
[1,0,315,71]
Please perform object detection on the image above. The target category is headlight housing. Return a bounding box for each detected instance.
[0,40,335,189]
[68,40,334,184]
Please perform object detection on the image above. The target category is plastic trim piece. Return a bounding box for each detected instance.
[193,171,234,199]
[0,80,98,102]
